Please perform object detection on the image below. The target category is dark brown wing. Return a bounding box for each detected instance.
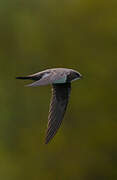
[45,83,71,144]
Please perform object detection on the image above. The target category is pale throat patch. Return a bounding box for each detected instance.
[71,77,80,82]
[53,76,67,84]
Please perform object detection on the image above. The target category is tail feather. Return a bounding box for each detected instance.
[16,75,41,81]
[16,76,32,80]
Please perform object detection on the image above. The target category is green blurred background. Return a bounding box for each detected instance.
[0,0,117,179]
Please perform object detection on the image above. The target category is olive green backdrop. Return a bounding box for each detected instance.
[0,0,117,179]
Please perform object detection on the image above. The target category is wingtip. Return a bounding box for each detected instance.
[16,76,30,80]
[45,130,57,144]
[45,137,50,144]
[45,133,54,144]
[24,84,32,87]
[16,76,22,79]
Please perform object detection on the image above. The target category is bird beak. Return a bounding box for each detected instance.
[79,74,83,79]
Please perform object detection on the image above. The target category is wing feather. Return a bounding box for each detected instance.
[45,83,71,144]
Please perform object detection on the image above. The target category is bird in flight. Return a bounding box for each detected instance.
[16,68,82,144]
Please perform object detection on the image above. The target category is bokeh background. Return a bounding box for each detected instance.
[0,0,117,179]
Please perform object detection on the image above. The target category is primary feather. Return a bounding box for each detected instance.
[45,83,71,144]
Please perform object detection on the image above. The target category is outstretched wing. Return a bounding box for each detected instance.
[16,70,67,87]
[45,83,71,144]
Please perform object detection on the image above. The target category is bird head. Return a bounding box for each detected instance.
[67,70,82,82]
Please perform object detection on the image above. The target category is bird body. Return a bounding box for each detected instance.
[16,68,82,144]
